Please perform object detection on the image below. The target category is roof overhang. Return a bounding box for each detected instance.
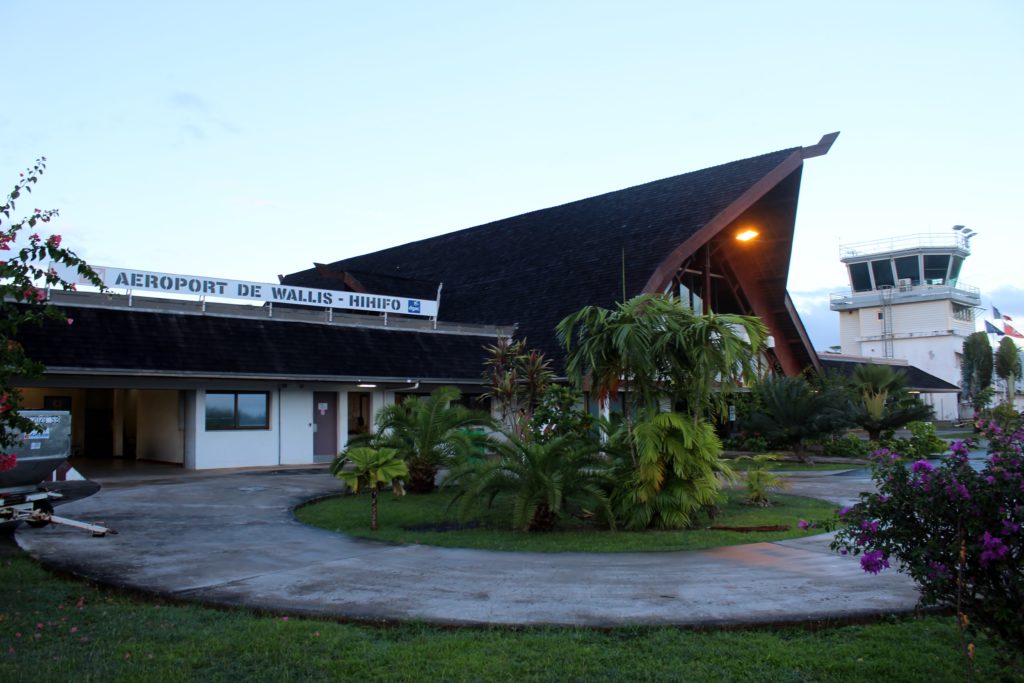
[642,132,839,375]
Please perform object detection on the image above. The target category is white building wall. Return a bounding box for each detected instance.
[839,311,861,355]
[859,307,883,339]
[183,390,196,469]
[891,300,950,335]
[192,388,279,469]
[835,298,972,422]
[136,390,184,463]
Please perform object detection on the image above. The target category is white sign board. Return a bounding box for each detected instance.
[55,264,439,318]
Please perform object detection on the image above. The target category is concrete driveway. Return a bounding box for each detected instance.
[15,467,920,627]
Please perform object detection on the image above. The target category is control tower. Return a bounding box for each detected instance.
[829,226,981,420]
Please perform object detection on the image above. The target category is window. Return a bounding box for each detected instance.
[849,262,872,292]
[871,259,895,289]
[206,391,269,430]
[948,256,964,285]
[894,256,920,285]
[923,254,950,283]
[953,304,974,322]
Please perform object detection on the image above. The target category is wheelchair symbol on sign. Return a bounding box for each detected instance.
[408,300,421,314]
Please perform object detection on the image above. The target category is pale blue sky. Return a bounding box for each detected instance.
[4,1,1022,348]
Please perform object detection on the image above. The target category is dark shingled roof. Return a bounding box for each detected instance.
[819,358,960,392]
[15,305,492,382]
[282,146,808,368]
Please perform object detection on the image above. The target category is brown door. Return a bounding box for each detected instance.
[313,393,338,458]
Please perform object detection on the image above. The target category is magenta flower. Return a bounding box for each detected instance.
[979,532,1009,567]
[860,550,890,574]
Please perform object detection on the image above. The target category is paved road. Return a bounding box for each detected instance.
[15,467,920,627]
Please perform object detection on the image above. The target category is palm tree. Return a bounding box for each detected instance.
[446,433,614,532]
[556,293,768,421]
[850,364,932,441]
[605,410,735,530]
[331,446,408,531]
[556,294,763,530]
[366,386,495,494]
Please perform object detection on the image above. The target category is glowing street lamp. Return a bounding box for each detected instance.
[736,228,759,242]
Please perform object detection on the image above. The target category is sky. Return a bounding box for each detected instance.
[4,1,1023,350]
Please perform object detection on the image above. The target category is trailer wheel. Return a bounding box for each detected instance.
[26,500,53,528]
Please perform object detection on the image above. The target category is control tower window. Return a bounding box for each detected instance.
[948,256,964,285]
[894,256,920,285]
[871,259,895,289]
[849,262,872,292]
[924,255,950,284]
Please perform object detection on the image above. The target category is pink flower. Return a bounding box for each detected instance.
[67,318,74,325]
[47,234,62,248]
[0,453,16,473]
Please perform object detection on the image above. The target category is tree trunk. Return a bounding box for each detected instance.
[406,460,438,494]
[528,504,556,531]
[792,440,814,464]
[370,487,379,531]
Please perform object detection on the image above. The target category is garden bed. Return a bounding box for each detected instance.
[295,488,837,553]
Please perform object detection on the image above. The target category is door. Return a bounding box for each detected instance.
[313,392,338,458]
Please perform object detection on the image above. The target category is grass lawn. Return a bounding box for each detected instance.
[1,551,1020,682]
[296,488,838,552]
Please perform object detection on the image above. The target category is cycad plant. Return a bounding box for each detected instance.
[362,386,495,494]
[446,433,614,532]
[850,364,932,441]
[740,374,851,462]
[331,446,408,531]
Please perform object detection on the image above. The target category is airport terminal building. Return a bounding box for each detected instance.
[15,134,839,470]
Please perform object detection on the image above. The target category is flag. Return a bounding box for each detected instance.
[1006,322,1024,339]
[1005,314,1014,321]
[993,305,1002,319]
[986,320,1006,335]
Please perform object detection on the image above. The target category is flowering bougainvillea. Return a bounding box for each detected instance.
[831,418,1024,654]
[0,158,104,461]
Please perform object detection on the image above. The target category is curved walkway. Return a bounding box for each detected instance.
[15,468,920,627]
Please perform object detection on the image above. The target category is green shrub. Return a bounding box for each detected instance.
[904,421,947,459]
[822,433,872,458]
[737,454,789,505]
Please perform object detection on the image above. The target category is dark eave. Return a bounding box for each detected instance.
[819,357,960,393]
[15,304,495,384]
